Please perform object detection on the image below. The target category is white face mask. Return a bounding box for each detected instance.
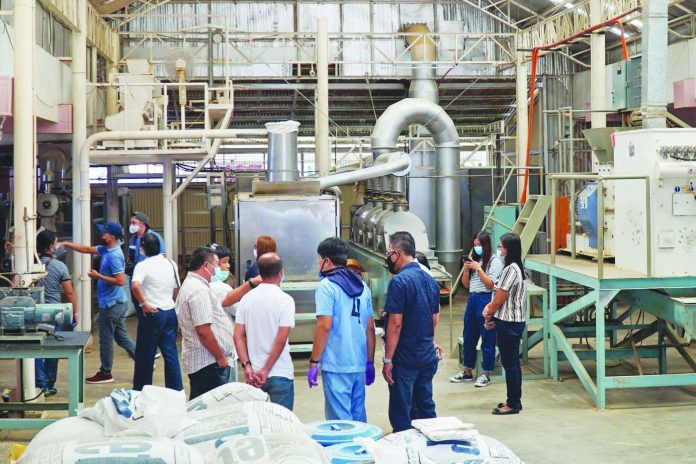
[129,224,140,234]
[253,248,257,259]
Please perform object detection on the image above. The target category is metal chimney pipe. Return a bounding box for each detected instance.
[641,0,668,128]
[266,120,300,182]
[372,98,461,275]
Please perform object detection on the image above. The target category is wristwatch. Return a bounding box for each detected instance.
[240,360,252,369]
[382,357,392,364]
[309,358,320,365]
[246,279,258,289]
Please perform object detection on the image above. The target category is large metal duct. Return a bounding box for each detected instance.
[641,0,668,128]
[372,98,461,274]
[317,152,410,189]
[266,121,300,182]
[404,23,438,248]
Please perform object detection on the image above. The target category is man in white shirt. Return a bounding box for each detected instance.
[131,232,182,391]
[177,247,261,400]
[234,253,296,410]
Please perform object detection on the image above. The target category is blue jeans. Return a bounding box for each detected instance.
[462,292,496,372]
[188,363,230,401]
[495,319,526,411]
[133,308,183,391]
[35,358,58,389]
[322,371,366,422]
[99,302,136,374]
[388,359,438,433]
[261,376,294,411]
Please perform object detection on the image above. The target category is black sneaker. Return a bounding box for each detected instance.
[449,371,473,383]
[86,371,114,384]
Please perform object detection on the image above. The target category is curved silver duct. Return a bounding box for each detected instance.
[317,152,410,189]
[371,98,461,274]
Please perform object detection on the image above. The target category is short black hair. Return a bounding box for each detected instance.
[189,247,216,271]
[317,237,348,266]
[258,253,283,279]
[209,243,231,260]
[37,229,57,254]
[389,231,416,258]
[142,232,161,257]
[415,251,430,270]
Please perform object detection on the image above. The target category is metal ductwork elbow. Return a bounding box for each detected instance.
[371,98,461,275]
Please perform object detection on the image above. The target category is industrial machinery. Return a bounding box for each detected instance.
[614,128,696,276]
[234,121,340,345]
[104,59,163,148]
[0,296,72,342]
[0,287,44,304]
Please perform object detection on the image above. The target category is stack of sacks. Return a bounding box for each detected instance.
[186,382,270,414]
[354,417,525,464]
[207,433,331,464]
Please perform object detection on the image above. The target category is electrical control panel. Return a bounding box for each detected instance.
[614,129,696,277]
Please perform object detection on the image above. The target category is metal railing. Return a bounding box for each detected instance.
[549,173,651,279]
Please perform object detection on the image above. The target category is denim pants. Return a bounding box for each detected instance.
[495,319,526,411]
[388,359,438,433]
[322,371,366,422]
[133,308,183,391]
[462,292,496,373]
[99,301,136,375]
[35,358,58,389]
[261,376,295,411]
[188,363,230,400]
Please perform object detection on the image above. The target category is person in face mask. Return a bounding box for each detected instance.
[382,231,441,433]
[175,247,261,400]
[307,237,375,422]
[34,229,78,396]
[127,212,165,322]
[449,231,503,387]
[244,236,276,281]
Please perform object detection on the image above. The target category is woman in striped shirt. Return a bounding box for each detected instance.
[449,231,503,387]
[483,233,527,415]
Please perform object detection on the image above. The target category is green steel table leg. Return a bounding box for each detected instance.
[609,302,617,347]
[658,320,667,375]
[79,347,85,404]
[67,351,80,416]
[542,288,549,378]
[595,291,607,409]
[549,275,559,381]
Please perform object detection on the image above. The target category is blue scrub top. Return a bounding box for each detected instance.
[315,278,373,373]
[384,261,440,369]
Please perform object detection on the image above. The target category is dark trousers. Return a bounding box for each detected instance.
[462,292,496,372]
[133,308,183,391]
[388,359,438,433]
[35,358,58,389]
[188,363,230,401]
[495,319,526,410]
[99,302,136,374]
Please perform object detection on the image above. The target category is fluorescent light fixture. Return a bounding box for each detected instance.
[564,3,574,9]
[629,19,643,29]
[609,26,631,38]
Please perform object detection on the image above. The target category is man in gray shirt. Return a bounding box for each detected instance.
[35,229,77,395]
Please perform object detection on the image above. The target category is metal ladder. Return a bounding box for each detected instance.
[512,194,552,259]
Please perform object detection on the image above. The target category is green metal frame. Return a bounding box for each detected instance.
[0,331,86,429]
[527,256,696,409]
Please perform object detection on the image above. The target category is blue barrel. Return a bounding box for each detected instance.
[306,420,383,446]
[326,442,374,464]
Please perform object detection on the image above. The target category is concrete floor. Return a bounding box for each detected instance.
[1,296,695,463]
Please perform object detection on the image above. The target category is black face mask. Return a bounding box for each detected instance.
[385,251,398,274]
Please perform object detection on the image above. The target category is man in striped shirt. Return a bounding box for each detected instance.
[176,247,261,400]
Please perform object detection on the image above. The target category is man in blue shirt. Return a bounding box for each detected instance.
[383,231,440,432]
[308,237,376,422]
[61,222,136,384]
[127,212,165,320]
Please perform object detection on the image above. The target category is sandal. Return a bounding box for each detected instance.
[497,402,507,408]
[492,406,520,415]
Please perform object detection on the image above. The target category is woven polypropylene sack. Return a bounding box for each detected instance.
[174,410,308,455]
[206,433,330,464]
[19,437,205,464]
[188,400,301,424]
[24,417,106,457]
[186,383,269,414]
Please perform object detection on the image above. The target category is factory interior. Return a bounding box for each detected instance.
[1,0,696,462]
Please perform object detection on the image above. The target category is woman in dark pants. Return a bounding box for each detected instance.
[482,233,527,415]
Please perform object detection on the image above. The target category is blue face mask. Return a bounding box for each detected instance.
[497,249,504,259]
[473,246,483,256]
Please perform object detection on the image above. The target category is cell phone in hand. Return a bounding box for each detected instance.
[463,256,472,262]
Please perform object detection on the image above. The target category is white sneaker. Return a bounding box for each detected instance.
[449,371,473,383]
[475,374,491,387]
